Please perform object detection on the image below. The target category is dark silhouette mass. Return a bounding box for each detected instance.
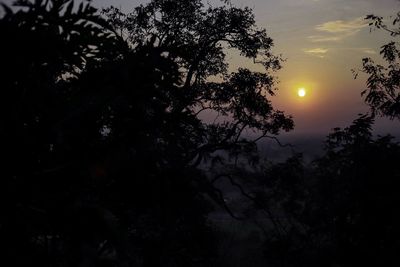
[356,13,400,119]
[0,0,399,266]
[0,0,291,266]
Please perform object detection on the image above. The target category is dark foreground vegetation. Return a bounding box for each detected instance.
[0,0,399,266]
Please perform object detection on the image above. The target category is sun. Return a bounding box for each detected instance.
[297,88,306,97]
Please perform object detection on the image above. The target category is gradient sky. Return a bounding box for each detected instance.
[3,0,399,136]
[93,0,400,136]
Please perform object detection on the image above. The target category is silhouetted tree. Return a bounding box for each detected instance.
[101,0,293,166]
[357,13,400,119]
[0,0,293,266]
[259,115,400,267]
[308,115,400,266]
[0,1,132,266]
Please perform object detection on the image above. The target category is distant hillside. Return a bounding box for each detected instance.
[257,128,400,163]
[257,133,325,163]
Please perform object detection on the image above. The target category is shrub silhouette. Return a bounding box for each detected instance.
[259,115,400,267]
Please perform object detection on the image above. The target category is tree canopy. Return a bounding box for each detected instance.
[357,13,400,119]
[0,0,293,266]
[257,115,400,267]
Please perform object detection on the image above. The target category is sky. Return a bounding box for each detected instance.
[2,0,399,136]
[94,0,400,136]
[249,0,400,136]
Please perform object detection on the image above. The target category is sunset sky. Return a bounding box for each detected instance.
[3,0,399,135]
[94,0,400,136]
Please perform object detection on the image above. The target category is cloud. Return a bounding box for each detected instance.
[304,48,328,58]
[362,48,376,55]
[316,17,367,33]
[309,17,368,42]
[303,47,375,57]
[339,47,377,54]
[308,35,343,42]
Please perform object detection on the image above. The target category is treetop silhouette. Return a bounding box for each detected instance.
[357,12,400,119]
[0,0,292,266]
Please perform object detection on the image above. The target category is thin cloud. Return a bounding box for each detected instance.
[304,48,328,58]
[304,47,376,56]
[362,48,376,54]
[308,35,343,42]
[338,47,377,54]
[316,17,367,33]
[309,17,368,42]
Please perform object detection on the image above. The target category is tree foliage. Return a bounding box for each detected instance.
[357,13,400,119]
[101,0,293,167]
[0,0,293,266]
[258,115,400,267]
